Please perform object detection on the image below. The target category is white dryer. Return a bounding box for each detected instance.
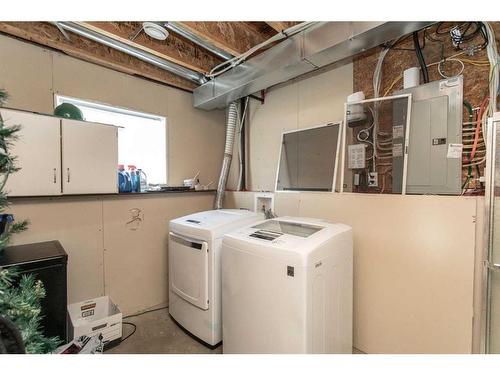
[222,217,353,353]
[168,209,260,346]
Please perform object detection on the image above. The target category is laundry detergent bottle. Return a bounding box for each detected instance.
[118,164,132,193]
[128,165,139,192]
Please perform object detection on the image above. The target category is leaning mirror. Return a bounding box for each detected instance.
[275,122,342,192]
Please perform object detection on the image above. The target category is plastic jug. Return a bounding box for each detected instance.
[137,169,148,192]
[118,164,132,193]
[128,165,139,193]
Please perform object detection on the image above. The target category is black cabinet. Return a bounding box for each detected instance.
[0,241,68,343]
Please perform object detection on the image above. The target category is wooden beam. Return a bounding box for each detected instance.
[265,22,288,33]
[265,22,302,33]
[0,22,196,92]
[176,22,273,56]
[80,22,221,74]
[242,22,280,38]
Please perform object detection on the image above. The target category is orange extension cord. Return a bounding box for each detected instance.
[469,97,489,162]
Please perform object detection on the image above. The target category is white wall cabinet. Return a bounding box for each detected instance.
[1,108,62,196]
[61,119,118,194]
[1,109,118,196]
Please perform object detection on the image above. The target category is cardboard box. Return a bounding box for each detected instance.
[68,296,122,346]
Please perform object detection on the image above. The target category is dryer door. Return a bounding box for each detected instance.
[169,232,209,310]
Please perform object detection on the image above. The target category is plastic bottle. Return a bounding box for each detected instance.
[137,169,148,192]
[118,164,130,193]
[128,165,139,192]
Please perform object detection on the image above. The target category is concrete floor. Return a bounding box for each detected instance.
[106,307,363,354]
[106,308,222,354]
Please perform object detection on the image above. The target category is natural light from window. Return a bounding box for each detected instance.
[55,95,167,185]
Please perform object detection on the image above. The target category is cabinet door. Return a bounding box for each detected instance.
[1,109,62,196]
[61,119,118,194]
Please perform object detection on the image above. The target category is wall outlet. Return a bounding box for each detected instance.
[368,172,378,187]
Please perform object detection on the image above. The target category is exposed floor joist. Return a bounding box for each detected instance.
[80,22,222,74]
[265,22,301,33]
[0,21,305,94]
[0,22,197,91]
[176,22,275,56]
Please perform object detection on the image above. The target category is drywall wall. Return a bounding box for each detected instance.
[223,57,481,353]
[0,33,226,186]
[227,63,353,191]
[225,191,478,354]
[0,34,225,315]
[9,193,214,315]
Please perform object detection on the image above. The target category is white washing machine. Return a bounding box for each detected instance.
[168,209,260,346]
[222,217,353,353]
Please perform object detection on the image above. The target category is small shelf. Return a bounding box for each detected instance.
[7,189,217,200]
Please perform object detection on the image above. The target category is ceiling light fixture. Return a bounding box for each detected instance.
[142,22,169,41]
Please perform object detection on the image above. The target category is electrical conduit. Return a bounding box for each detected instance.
[214,101,238,209]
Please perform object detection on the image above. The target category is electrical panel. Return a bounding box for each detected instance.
[393,76,463,195]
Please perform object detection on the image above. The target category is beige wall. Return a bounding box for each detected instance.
[225,191,479,354]
[223,60,482,353]
[9,193,215,315]
[0,34,226,315]
[0,34,226,186]
[227,63,353,191]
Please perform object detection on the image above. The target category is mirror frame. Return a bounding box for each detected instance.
[274,121,343,194]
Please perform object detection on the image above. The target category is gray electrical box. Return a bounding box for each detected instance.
[393,76,463,195]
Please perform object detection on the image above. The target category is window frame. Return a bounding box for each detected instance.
[54,94,168,185]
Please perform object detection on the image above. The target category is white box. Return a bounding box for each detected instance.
[68,296,122,345]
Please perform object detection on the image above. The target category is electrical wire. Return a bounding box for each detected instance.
[413,31,429,83]
[383,76,403,97]
[123,305,168,319]
[438,58,465,79]
[118,306,169,346]
[484,22,499,116]
[383,51,491,97]
[120,322,137,344]
[470,97,489,162]
[206,22,316,79]
[436,22,488,52]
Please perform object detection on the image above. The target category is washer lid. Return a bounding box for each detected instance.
[170,209,260,240]
[251,220,323,238]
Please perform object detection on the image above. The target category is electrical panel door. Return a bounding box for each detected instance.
[394,76,463,195]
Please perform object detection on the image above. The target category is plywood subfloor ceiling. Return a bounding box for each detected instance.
[0,21,301,91]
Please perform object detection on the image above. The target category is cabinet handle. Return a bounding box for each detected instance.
[67,168,70,183]
[53,168,57,183]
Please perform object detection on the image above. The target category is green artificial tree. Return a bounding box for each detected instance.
[0,89,28,249]
[0,89,61,353]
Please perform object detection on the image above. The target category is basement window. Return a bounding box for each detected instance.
[55,95,167,185]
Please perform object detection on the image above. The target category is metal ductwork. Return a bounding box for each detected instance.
[214,101,238,209]
[163,22,234,61]
[55,22,208,85]
[194,21,434,110]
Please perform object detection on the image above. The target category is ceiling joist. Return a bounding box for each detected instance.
[265,22,301,33]
[80,22,221,74]
[0,21,305,93]
[0,22,197,91]
[176,22,274,57]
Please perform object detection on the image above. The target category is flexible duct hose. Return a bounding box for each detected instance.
[214,101,238,209]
